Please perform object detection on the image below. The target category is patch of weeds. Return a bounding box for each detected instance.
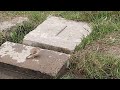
[0,32,6,45]
[75,18,120,51]
[70,51,120,79]
[60,72,76,79]
[8,22,35,43]
[28,11,49,25]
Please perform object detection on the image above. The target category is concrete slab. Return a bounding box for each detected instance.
[23,16,92,54]
[0,41,70,78]
[0,17,29,32]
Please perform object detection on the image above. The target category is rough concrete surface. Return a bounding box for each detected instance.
[23,16,92,54]
[0,41,70,78]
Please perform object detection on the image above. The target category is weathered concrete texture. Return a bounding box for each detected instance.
[23,16,92,54]
[0,17,28,32]
[0,41,70,78]
[0,64,39,79]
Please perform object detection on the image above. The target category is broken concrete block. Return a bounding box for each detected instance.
[23,16,92,54]
[0,41,70,78]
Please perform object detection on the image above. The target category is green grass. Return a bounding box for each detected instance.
[2,11,120,45]
[69,50,120,79]
[1,11,120,79]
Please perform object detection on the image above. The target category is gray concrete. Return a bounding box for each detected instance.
[0,17,28,32]
[0,65,39,79]
[23,16,92,54]
[0,41,70,78]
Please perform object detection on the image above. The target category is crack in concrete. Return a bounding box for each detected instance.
[55,26,67,36]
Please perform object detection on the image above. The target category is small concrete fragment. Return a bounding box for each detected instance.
[23,16,92,54]
[0,41,70,78]
[0,17,29,32]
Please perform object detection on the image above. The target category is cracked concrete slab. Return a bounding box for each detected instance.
[23,16,92,54]
[0,41,70,78]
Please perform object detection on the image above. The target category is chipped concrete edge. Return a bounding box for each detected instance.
[0,41,71,78]
[23,39,74,54]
